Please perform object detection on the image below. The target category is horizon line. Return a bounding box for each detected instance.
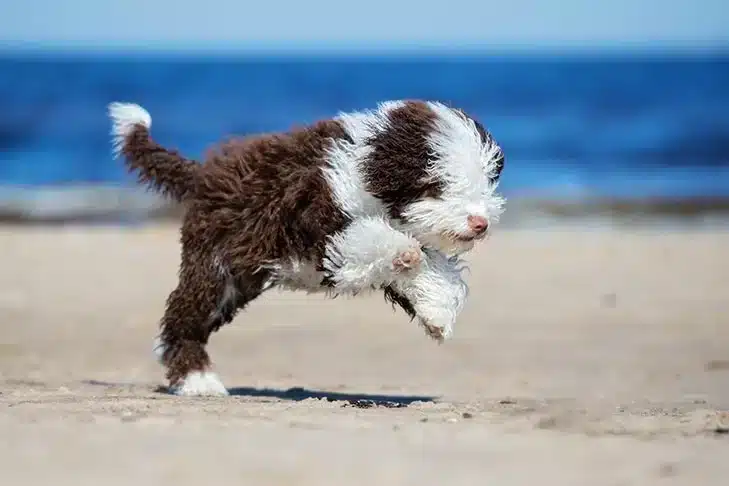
[2,38,729,57]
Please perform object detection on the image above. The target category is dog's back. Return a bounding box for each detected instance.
[109,99,506,262]
[183,119,356,266]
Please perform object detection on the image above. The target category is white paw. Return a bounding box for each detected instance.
[419,318,453,344]
[171,371,229,397]
[392,246,423,272]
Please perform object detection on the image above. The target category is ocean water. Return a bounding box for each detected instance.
[1,51,728,211]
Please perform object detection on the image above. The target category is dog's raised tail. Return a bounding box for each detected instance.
[108,102,197,202]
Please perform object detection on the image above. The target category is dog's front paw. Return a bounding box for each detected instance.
[419,318,452,344]
[392,247,422,272]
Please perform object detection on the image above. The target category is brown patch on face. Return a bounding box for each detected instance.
[363,100,444,219]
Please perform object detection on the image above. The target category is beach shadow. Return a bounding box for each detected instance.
[226,386,436,408]
[151,384,435,408]
[83,379,435,408]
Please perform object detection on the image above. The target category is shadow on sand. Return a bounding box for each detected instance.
[161,384,435,408]
[226,386,435,408]
[82,379,435,408]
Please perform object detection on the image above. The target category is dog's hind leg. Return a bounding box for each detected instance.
[154,253,266,396]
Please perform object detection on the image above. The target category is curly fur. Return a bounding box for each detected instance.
[108,99,506,396]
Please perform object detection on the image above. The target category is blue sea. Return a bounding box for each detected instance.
[1,50,728,218]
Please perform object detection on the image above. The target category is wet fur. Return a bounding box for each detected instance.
[109,100,505,395]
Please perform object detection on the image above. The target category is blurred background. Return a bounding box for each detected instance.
[1,0,728,227]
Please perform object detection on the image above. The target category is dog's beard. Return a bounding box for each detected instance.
[417,232,477,256]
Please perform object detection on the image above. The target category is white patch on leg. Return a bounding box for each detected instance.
[391,248,469,342]
[171,371,229,397]
[208,255,239,322]
[263,258,328,294]
[323,216,422,294]
[152,335,166,364]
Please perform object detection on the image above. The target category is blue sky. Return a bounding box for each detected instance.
[1,0,728,51]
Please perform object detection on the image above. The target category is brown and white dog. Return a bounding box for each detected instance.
[108,100,506,396]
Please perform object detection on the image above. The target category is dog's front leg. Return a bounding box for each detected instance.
[388,248,469,343]
[322,217,468,342]
[322,216,424,294]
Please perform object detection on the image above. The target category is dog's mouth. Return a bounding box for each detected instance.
[451,232,488,243]
[416,230,489,256]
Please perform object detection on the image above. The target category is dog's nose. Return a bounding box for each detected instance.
[467,215,489,234]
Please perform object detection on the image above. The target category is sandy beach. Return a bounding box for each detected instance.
[1,223,728,485]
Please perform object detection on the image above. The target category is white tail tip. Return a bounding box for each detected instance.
[108,102,152,158]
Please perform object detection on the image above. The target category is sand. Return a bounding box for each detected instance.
[1,223,728,485]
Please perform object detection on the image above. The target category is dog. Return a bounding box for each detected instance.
[108,99,506,396]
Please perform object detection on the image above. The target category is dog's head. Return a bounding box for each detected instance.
[358,101,506,256]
